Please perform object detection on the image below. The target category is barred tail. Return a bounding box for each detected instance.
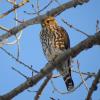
[63,72,74,91]
[58,59,74,91]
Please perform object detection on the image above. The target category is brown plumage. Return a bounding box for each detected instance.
[40,16,74,91]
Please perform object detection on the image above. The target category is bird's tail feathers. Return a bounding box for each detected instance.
[58,62,74,91]
[63,72,74,91]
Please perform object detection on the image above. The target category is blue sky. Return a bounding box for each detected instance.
[0,0,100,100]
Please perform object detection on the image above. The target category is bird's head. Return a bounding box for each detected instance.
[42,16,58,28]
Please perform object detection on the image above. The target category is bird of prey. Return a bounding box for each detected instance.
[40,16,74,91]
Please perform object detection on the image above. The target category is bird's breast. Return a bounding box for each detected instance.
[40,27,66,60]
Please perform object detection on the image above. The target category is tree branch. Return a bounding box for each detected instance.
[86,70,100,100]
[77,61,89,92]
[0,0,89,42]
[51,74,92,94]
[34,74,52,100]
[0,0,29,19]
[0,31,100,100]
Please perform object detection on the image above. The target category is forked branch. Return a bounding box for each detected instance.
[0,0,89,42]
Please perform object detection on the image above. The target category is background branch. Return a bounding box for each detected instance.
[0,47,38,73]
[0,0,29,19]
[24,0,53,15]
[34,74,52,100]
[86,70,100,100]
[0,0,89,42]
[77,61,89,91]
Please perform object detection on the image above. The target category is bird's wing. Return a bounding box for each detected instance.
[59,26,70,49]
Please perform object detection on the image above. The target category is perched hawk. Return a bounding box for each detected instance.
[40,16,74,91]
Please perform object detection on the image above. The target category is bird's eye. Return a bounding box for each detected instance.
[46,20,49,23]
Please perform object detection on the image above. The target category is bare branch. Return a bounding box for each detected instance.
[24,0,53,15]
[62,19,90,37]
[0,47,39,73]
[34,74,52,100]
[50,97,56,100]
[72,69,96,77]
[96,20,100,33]
[77,61,89,91]
[86,70,100,100]
[52,70,96,78]
[0,0,29,19]
[12,67,28,79]
[0,0,89,41]
[0,31,99,100]
[0,25,9,32]
[51,75,92,94]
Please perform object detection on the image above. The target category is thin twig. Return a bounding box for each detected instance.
[36,0,40,16]
[5,31,23,45]
[24,0,53,15]
[52,69,96,78]
[54,0,61,6]
[86,70,100,100]
[5,20,23,46]
[52,74,62,78]
[14,18,25,23]
[15,35,20,59]
[34,74,52,100]
[31,65,34,76]
[51,74,92,94]
[14,1,20,59]
[0,39,7,47]
[12,67,28,79]
[0,25,9,32]
[7,0,16,5]
[50,97,56,100]
[27,89,38,93]
[96,20,100,33]
[62,18,90,37]
[52,70,67,78]
[77,61,89,91]
[72,69,96,77]
[0,0,29,18]
[0,1,23,48]
[0,47,39,73]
